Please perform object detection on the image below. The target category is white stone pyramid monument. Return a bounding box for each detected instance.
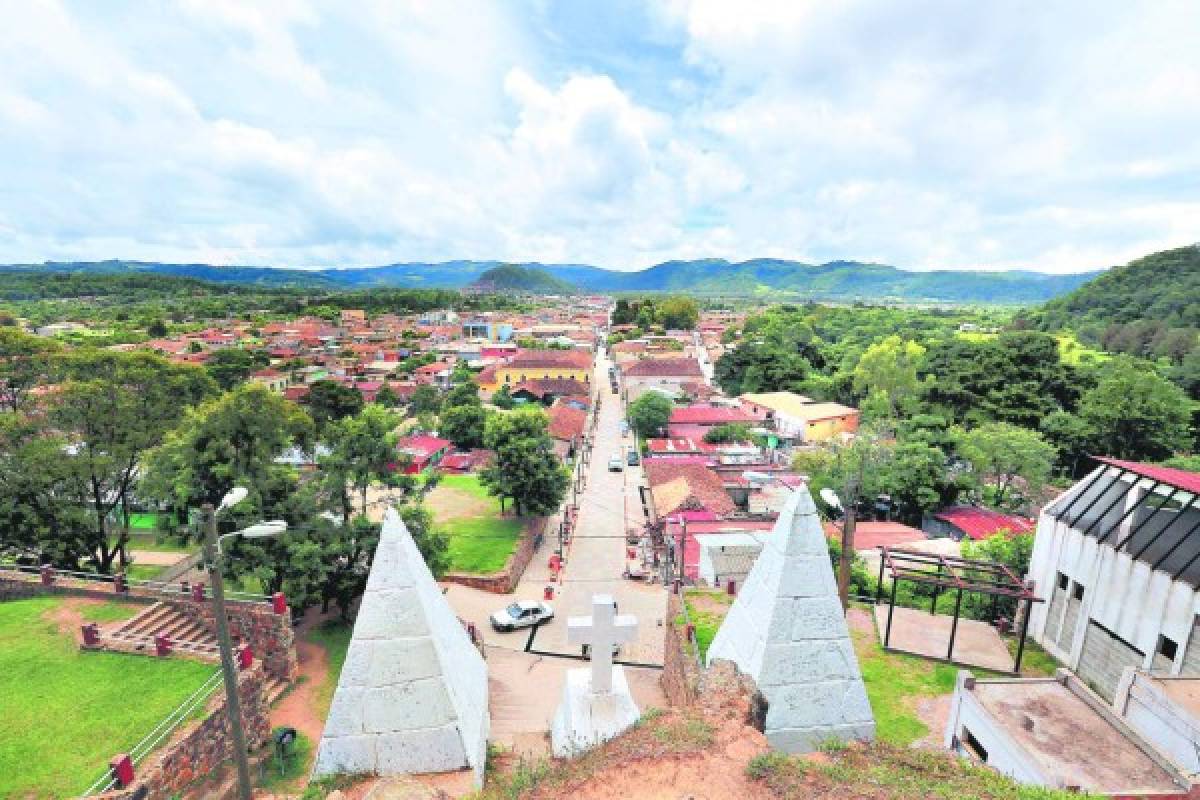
[313,508,489,785]
[705,487,875,752]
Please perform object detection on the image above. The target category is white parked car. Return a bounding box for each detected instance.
[490,601,554,632]
[608,453,625,471]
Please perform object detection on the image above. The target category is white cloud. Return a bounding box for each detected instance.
[0,1,1195,271]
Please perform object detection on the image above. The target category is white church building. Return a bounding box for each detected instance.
[1027,457,1200,701]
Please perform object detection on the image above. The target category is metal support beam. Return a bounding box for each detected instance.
[947,588,964,661]
[1013,595,1033,674]
[884,575,899,648]
[1052,467,1109,523]
[1152,512,1200,572]
[1069,469,1130,530]
[1113,486,1184,552]
[875,553,886,605]
[1093,479,1162,545]
[1129,495,1197,561]
[1083,476,1150,543]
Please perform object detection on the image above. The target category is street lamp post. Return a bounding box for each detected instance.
[202,489,287,800]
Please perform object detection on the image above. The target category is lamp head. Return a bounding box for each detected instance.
[238,520,288,539]
[218,487,249,512]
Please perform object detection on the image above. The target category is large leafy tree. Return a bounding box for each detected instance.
[205,348,270,390]
[0,328,60,413]
[48,350,216,571]
[410,385,442,414]
[852,335,925,418]
[441,404,489,450]
[306,379,364,432]
[141,383,314,533]
[1077,356,1191,461]
[960,422,1055,509]
[480,408,569,516]
[319,404,403,521]
[656,296,700,330]
[627,393,673,438]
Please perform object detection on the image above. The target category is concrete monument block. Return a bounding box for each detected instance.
[313,508,490,786]
[706,488,875,753]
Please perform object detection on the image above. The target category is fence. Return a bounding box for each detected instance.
[0,563,273,606]
[79,668,224,796]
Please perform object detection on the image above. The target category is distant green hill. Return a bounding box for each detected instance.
[467,264,575,294]
[0,256,1097,303]
[1023,244,1200,360]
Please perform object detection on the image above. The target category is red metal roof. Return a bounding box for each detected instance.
[932,506,1035,540]
[396,435,452,458]
[668,405,757,426]
[1093,456,1200,496]
[823,521,928,551]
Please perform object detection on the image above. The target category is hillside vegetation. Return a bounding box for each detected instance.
[469,263,575,294]
[1024,244,1200,364]
[0,256,1095,303]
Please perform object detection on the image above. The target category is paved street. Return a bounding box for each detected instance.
[442,344,669,754]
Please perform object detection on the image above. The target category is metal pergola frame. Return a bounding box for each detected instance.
[875,546,1042,674]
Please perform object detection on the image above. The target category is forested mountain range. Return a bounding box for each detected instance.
[1022,244,1200,363]
[0,256,1096,303]
[466,264,575,293]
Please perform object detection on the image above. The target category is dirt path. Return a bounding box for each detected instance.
[271,625,333,746]
[127,550,189,566]
[41,596,134,638]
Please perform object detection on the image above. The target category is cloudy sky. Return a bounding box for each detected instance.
[1,1,1197,272]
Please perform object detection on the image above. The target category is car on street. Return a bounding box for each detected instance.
[608,453,624,471]
[626,449,640,466]
[490,600,554,632]
[619,420,629,435]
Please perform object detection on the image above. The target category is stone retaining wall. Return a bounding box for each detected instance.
[661,591,703,707]
[0,575,158,606]
[93,664,271,800]
[443,516,546,594]
[165,596,298,682]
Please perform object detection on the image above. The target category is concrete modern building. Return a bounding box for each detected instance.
[944,670,1187,796]
[1027,458,1200,701]
[738,392,859,443]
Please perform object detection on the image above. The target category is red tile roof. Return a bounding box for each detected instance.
[1093,457,1200,496]
[668,405,757,426]
[932,506,1035,540]
[546,405,587,442]
[512,378,591,399]
[822,521,928,551]
[624,357,704,378]
[510,349,593,370]
[643,461,736,517]
[396,435,453,458]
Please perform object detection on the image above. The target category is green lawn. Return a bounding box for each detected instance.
[0,596,215,797]
[305,620,354,719]
[125,564,168,581]
[854,630,961,746]
[682,589,733,662]
[430,475,524,575]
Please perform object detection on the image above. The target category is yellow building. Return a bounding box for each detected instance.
[738,392,859,443]
[491,350,593,388]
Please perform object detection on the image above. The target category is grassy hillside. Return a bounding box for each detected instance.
[1023,244,1200,361]
[469,264,575,294]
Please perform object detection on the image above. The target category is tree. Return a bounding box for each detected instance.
[852,335,925,418]
[656,296,700,330]
[0,328,60,413]
[48,351,216,572]
[703,423,758,445]
[1039,411,1097,478]
[410,385,442,414]
[319,515,381,618]
[628,393,672,438]
[1078,357,1191,461]
[962,531,1035,619]
[400,503,449,579]
[492,385,515,409]
[205,348,270,391]
[882,440,953,524]
[319,404,402,520]
[441,404,489,450]
[307,380,364,431]
[141,383,314,535]
[375,384,400,408]
[146,318,169,337]
[445,381,481,408]
[960,422,1054,509]
[480,408,569,516]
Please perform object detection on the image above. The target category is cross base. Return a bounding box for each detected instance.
[550,666,640,757]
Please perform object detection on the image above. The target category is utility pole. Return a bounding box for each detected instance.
[838,500,856,611]
[202,504,253,800]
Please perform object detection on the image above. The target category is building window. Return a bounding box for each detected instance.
[1072,582,1085,602]
[1158,635,1179,662]
[961,728,988,762]
[1057,572,1069,591]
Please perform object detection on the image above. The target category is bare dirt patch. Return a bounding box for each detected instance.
[426,485,493,523]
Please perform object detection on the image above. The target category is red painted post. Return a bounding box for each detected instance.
[237,643,253,669]
[544,585,555,601]
[154,634,172,656]
[109,754,134,788]
[686,623,696,641]
[81,623,100,647]
[272,592,287,615]
[40,565,53,586]
[113,572,127,594]
[726,579,737,595]
[191,582,205,602]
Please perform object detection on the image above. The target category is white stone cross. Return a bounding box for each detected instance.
[566,593,638,693]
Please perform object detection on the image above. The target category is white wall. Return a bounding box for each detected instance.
[1028,468,1200,675]
[943,675,1048,786]
[1115,670,1200,774]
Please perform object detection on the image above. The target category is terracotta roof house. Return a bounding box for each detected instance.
[643,460,736,520]
[622,357,706,402]
[438,449,493,473]
[394,435,453,474]
[511,378,591,406]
